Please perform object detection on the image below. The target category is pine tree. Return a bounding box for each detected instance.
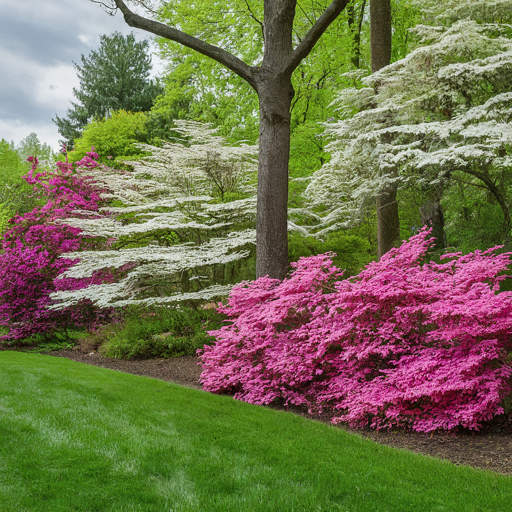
[53,32,163,148]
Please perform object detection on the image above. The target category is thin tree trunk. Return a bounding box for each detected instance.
[370,0,391,72]
[419,188,447,250]
[371,0,399,259]
[348,0,367,69]
[376,183,399,259]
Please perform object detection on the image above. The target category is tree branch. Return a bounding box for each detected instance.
[112,0,258,90]
[243,0,265,42]
[284,0,350,76]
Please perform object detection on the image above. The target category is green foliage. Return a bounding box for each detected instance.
[96,306,225,359]
[16,133,55,169]
[0,138,43,233]
[0,139,25,183]
[0,204,12,236]
[68,109,193,165]
[54,32,163,148]
[69,110,151,165]
[442,178,511,252]
[26,339,77,353]
[391,0,422,62]
[288,231,372,275]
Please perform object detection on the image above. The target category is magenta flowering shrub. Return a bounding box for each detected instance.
[0,150,112,342]
[200,229,512,432]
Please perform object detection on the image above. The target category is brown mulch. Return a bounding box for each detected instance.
[7,347,512,476]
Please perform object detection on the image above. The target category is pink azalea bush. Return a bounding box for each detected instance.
[0,150,113,342]
[200,229,512,432]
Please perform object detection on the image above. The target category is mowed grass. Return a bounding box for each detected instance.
[0,353,511,512]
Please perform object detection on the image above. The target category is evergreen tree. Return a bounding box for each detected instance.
[53,32,163,148]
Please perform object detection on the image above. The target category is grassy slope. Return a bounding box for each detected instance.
[0,352,510,512]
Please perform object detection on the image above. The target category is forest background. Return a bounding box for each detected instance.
[1,0,511,351]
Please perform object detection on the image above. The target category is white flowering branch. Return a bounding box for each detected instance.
[304,8,512,236]
[50,121,260,309]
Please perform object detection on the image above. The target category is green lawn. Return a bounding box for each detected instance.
[0,352,510,512]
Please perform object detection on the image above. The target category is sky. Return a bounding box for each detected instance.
[0,0,165,152]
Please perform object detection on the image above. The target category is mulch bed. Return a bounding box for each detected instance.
[5,346,512,476]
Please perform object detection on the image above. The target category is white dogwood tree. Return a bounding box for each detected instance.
[305,0,512,245]
[51,121,259,308]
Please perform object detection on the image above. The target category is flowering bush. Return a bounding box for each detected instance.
[200,228,512,432]
[0,150,112,342]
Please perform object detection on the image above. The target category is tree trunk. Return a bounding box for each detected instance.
[376,183,400,259]
[370,0,391,73]
[253,0,296,279]
[371,0,399,259]
[419,192,447,250]
[256,79,293,279]
[348,0,367,69]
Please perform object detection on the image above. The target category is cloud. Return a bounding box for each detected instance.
[0,0,164,151]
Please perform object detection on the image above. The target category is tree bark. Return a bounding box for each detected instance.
[256,79,293,279]
[370,0,391,73]
[107,0,350,279]
[253,1,294,279]
[376,182,400,259]
[371,0,399,259]
[419,189,447,250]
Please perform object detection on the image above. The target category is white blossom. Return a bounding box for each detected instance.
[304,12,512,233]
[50,122,259,309]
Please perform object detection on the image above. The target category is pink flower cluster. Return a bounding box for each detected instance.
[200,229,512,432]
[0,150,112,342]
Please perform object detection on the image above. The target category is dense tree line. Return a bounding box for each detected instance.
[2,0,510,278]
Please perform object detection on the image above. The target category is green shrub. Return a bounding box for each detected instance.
[288,231,372,276]
[97,305,225,359]
[68,110,152,166]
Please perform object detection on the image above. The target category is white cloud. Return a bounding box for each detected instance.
[78,34,92,46]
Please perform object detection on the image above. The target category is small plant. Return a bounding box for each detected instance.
[94,305,225,359]
[27,339,77,353]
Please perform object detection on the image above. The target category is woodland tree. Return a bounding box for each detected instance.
[51,121,260,308]
[370,0,400,259]
[305,0,512,246]
[16,133,55,169]
[91,0,354,280]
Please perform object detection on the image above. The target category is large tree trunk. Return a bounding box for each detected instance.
[256,79,293,279]
[254,0,296,279]
[371,0,399,259]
